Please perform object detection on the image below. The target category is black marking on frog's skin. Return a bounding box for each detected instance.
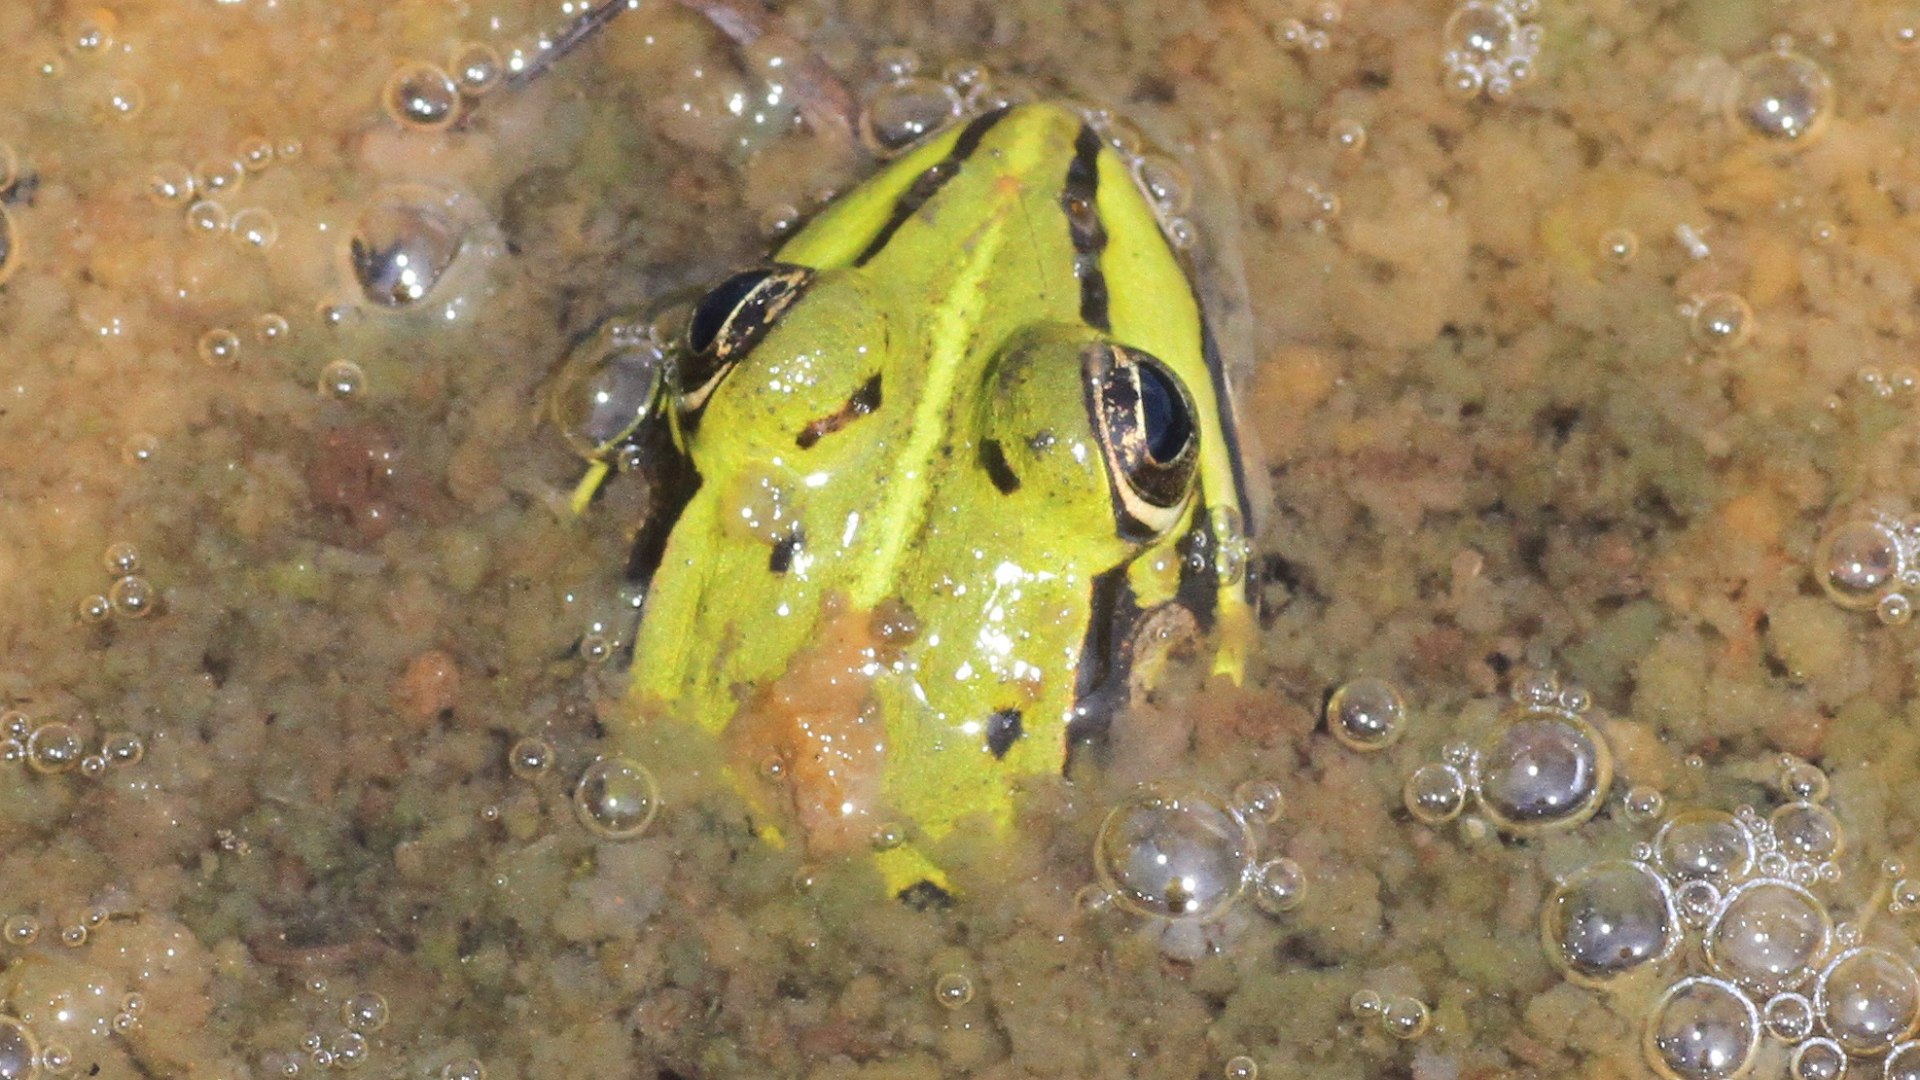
[984,708,1024,759]
[768,527,805,575]
[1064,565,1143,765]
[797,373,882,449]
[1062,124,1111,332]
[897,879,954,911]
[979,438,1021,494]
[855,106,1012,268]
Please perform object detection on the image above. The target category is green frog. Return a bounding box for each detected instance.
[594,101,1255,897]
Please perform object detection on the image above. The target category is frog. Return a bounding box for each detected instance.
[594,100,1257,898]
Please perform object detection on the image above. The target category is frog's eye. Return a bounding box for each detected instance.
[676,264,812,410]
[1086,343,1199,537]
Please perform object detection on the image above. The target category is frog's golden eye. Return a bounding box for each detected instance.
[676,264,813,411]
[1085,342,1200,537]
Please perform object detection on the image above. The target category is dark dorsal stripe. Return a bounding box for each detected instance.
[854,107,1012,268]
[979,438,1021,494]
[796,373,882,449]
[1061,124,1111,331]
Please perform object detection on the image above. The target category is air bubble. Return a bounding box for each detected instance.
[231,208,278,249]
[451,42,503,95]
[571,757,659,839]
[1790,1037,1846,1080]
[1404,763,1467,824]
[103,542,140,575]
[105,81,142,120]
[109,574,153,618]
[1231,778,1285,824]
[1889,1042,1920,1080]
[342,993,387,1032]
[0,1016,31,1080]
[1815,947,1920,1055]
[255,313,289,344]
[145,164,194,203]
[1765,991,1816,1043]
[1781,760,1831,802]
[1729,48,1833,143]
[1132,155,1193,217]
[1473,708,1612,833]
[102,732,142,766]
[350,193,465,309]
[1626,785,1667,823]
[1381,997,1431,1040]
[238,137,274,172]
[1350,989,1384,1018]
[508,737,553,778]
[1330,119,1367,152]
[186,200,229,236]
[383,62,461,130]
[441,1061,485,1080]
[1771,802,1843,862]
[1223,1056,1257,1080]
[549,315,669,459]
[1889,9,1920,50]
[859,77,961,156]
[1,916,37,946]
[26,723,83,774]
[67,9,115,52]
[1440,0,1538,101]
[933,972,973,1008]
[1705,880,1832,996]
[1250,857,1306,915]
[1878,593,1913,626]
[1678,881,1725,927]
[198,328,240,367]
[78,595,110,623]
[1093,784,1255,921]
[194,158,244,200]
[1326,676,1406,751]
[869,823,906,852]
[1600,228,1638,264]
[1688,293,1753,351]
[1656,810,1755,885]
[318,360,366,400]
[79,754,106,777]
[121,435,157,466]
[1644,976,1760,1080]
[1542,859,1678,985]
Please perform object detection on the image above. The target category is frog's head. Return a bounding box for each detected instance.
[622,102,1255,896]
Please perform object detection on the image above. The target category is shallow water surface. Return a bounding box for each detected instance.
[4,1,1920,1079]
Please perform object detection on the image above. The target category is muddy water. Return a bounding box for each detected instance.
[3,1,1920,1078]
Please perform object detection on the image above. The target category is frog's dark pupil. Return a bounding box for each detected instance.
[689,269,772,353]
[1136,360,1192,464]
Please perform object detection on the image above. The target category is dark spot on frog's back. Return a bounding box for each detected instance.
[985,708,1024,759]
[768,528,804,575]
[979,438,1020,494]
[796,373,882,449]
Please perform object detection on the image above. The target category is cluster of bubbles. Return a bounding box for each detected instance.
[854,52,1205,249]
[1350,989,1435,1040]
[1088,780,1302,923]
[1439,0,1542,102]
[0,1007,77,1080]
[1,709,144,780]
[1401,672,1613,835]
[1726,40,1834,145]
[2,899,127,953]
[1813,509,1920,626]
[194,312,291,377]
[257,987,390,1076]
[380,41,505,132]
[147,136,299,251]
[1537,758,1920,1080]
[503,737,660,841]
[77,542,154,625]
[1270,1,1344,55]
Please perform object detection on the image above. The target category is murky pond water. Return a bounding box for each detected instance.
[5,1,1920,1078]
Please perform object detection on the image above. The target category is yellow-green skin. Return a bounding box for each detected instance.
[627,102,1252,892]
